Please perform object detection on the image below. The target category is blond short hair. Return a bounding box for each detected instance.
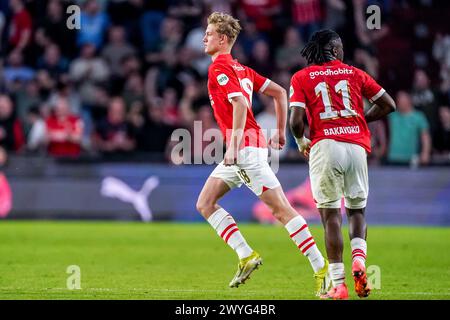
[207,12,242,45]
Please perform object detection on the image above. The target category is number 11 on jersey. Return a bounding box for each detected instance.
[315,80,357,120]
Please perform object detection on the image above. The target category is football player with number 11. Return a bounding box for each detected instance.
[289,29,396,299]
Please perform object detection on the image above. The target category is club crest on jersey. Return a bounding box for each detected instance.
[217,74,229,86]
[290,86,294,98]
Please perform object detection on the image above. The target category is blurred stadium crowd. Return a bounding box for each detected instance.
[0,0,449,167]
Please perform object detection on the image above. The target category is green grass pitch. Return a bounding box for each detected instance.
[0,221,448,300]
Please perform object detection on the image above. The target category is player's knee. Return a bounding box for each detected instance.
[195,198,206,215]
[324,216,341,229]
[196,197,215,216]
[271,202,293,222]
[347,208,365,217]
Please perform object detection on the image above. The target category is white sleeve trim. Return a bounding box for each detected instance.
[227,92,244,101]
[259,79,271,93]
[289,102,306,109]
[228,92,244,103]
[369,88,385,103]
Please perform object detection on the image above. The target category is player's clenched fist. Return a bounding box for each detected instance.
[268,132,286,150]
[224,148,238,166]
[295,136,311,159]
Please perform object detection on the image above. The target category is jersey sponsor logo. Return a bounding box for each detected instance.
[324,125,360,136]
[309,68,353,79]
[217,73,229,86]
[290,85,294,98]
[232,64,245,72]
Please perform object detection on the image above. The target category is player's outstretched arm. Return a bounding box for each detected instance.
[365,92,396,123]
[261,81,287,149]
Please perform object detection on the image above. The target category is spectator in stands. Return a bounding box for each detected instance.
[184,16,209,76]
[230,42,249,65]
[47,80,82,116]
[78,0,110,50]
[174,46,202,93]
[34,70,55,103]
[111,54,141,95]
[323,0,346,31]
[249,39,273,77]
[37,44,69,80]
[3,50,35,90]
[105,0,145,50]
[134,103,176,154]
[433,105,450,157]
[161,88,180,126]
[178,81,202,126]
[411,69,439,135]
[45,97,83,158]
[145,16,183,65]
[93,97,135,155]
[237,19,269,58]
[387,91,431,166]
[7,0,32,54]
[101,25,136,77]
[353,47,378,79]
[275,27,305,71]
[167,0,204,31]
[238,0,282,33]
[0,94,24,152]
[291,0,323,42]
[69,43,110,106]
[432,33,450,102]
[14,79,42,122]
[25,105,46,153]
[146,41,199,100]
[122,72,145,110]
[368,119,388,166]
[139,3,167,53]
[89,85,110,124]
[38,0,76,58]
[203,0,233,14]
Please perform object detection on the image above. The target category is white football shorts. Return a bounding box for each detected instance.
[210,147,281,196]
[309,139,369,209]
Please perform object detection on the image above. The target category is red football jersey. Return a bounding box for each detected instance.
[208,53,271,149]
[290,60,385,153]
[46,115,83,157]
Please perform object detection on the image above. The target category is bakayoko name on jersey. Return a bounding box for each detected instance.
[324,125,360,136]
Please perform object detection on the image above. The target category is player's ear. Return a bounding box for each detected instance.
[332,46,338,58]
[219,34,228,46]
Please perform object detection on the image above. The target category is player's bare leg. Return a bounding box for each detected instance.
[347,208,370,298]
[318,208,349,299]
[319,208,344,263]
[196,177,230,220]
[347,208,367,240]
[196,177,261,288]
[259,186,329,296]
